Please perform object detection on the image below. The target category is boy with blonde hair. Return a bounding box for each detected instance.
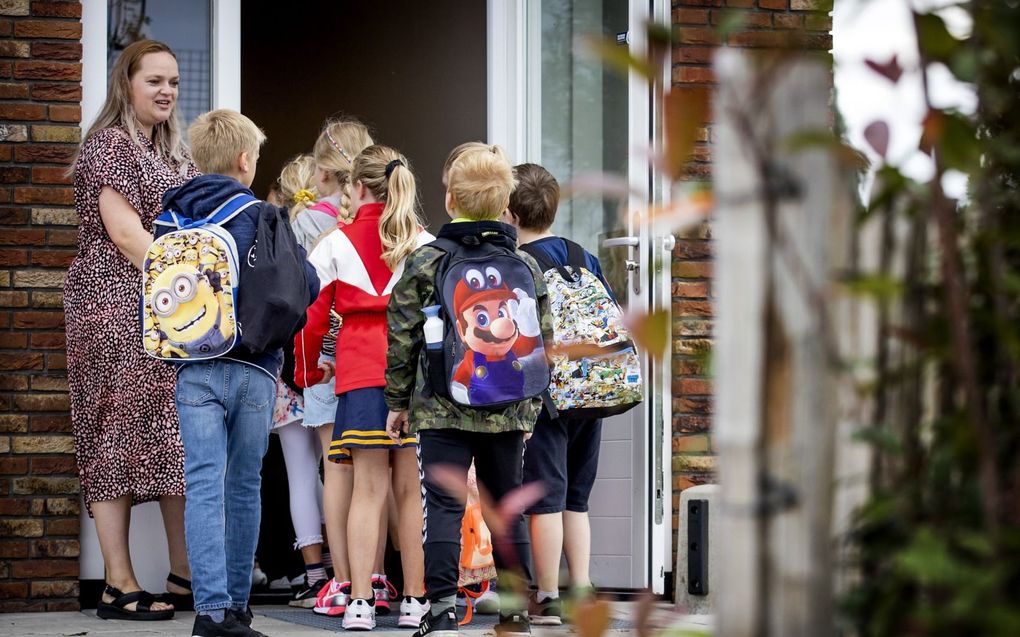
[385,144,552,637]
[156,109,318,637]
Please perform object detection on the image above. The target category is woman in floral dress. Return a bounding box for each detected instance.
[65,39,199,620]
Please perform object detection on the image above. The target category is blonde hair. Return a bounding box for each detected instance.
[350,145,421,270]
[278,154,318,221]
[446,144,516,220]
[313,118,373,219]
[187,109,266,175]
[73,39,189,175]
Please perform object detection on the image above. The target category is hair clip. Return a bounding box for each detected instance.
[325,130,354,164]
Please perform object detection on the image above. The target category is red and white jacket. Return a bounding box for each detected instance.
[294,202,434,394]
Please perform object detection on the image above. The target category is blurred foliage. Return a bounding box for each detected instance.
[842,2,1020,635]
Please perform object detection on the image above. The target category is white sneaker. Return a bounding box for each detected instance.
[343,598,376,631]
[400,596,431,628]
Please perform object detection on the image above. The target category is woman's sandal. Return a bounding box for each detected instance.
[155,573,194,612]
[96,584,175,621]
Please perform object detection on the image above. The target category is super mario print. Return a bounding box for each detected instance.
[141,230,238,360]
[443,260,548,406]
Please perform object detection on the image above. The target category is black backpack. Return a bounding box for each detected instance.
[237,203,313,353]
[423,221,551,409]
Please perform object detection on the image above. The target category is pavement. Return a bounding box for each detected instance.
[0,603,714,636]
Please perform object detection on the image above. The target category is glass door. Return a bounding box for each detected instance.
[491,0,672,592]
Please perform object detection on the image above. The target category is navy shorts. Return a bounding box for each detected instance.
[522,411,602,514]
[329,387,415,462]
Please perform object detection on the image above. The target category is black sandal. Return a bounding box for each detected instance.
[155,573,194,612]
[96,584,175,621]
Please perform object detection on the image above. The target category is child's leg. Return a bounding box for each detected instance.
[562,418,602,589]
[348,448,390,600]
[417,429,474,613]
[278,422,325,574]
[176,362,232,613]
[391,447,425,597]
[222,366,275,611]
[522,414,570,594]
[318,423,353,584]
[472,431,532,608]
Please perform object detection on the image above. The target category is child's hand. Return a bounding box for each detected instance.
[386,410,409,441]
[317,360,335,385]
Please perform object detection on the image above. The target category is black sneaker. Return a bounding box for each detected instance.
[191,612,266,637]
[290,578,329,608]
[412,607,460,637]
[495,611,531,637]
[528,593,562,626]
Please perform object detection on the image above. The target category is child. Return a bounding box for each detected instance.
[293,119,374,616]
[158,109,318,637]
[504,163,611,625]
[385,144,552,637]
[296,145,432,631]
[270,154,331,607]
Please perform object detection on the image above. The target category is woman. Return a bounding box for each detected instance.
[64,39,199,621]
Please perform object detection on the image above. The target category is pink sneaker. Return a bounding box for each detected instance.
[343,598,376,630]
[371,576,399,615]
[313,579,351,616]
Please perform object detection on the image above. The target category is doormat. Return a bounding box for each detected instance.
[258,609,634,632]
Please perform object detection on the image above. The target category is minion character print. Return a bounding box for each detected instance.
[142,232,237,360]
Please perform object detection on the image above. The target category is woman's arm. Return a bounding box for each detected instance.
[98,186,152,268]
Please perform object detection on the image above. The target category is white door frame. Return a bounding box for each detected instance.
[487,0,673,593]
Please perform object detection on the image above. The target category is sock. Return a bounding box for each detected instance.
[200,609,226,623]
[430,594,456,615]
[305,562,327,584]
[538,589,559,602]
[322,552,333,569]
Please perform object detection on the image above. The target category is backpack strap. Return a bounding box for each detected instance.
[519,242,579,283]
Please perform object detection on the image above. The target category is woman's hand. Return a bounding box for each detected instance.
[386,410,409,441]
[98,186,153,268]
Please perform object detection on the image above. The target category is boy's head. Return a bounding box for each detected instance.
[507,163,559,232]
[445,144,516,221]
[188,109,266,187]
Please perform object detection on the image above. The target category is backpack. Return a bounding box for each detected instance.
[236,203,313,353]
[519,239,642,419]
[423,222,551,409]
[141,193,258,360]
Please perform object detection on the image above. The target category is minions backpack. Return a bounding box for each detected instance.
[141,193,259,360]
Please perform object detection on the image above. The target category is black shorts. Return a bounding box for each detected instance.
[522,412,602,514]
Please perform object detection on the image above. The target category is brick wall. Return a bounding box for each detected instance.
[668,0,832,558]
[0,0,82,612]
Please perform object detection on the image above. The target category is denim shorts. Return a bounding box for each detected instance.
[302,354,338,428]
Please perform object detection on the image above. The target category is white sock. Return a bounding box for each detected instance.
[538,589,559,602]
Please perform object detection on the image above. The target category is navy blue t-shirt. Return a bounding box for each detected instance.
[524,236,616,302]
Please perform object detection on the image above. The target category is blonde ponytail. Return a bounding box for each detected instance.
[350,145,421,270]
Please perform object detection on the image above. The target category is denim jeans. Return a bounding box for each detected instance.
[176,360,275,613]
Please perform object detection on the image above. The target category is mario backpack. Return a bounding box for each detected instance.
[519,239,642,418]
[141,193,258,360]
[424,221,550,409]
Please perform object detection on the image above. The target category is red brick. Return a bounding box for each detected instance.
[30,82,79,102]
[13,60,80,81]
[673,8,709,24]
[10,558,77,578]
[31,456,75,475]
[0,247,28,264]
[47,104,79,122]
[0,82,28,99]
[30,414,70,433]
[14,144,75,163]
[0,539,28,557]
[30,166,72,185]
[0,457,29,474]
[672,46,714,64]
[30,1,82,18]
[0,353,43,370]
[12,187,72,205]
[0,333,28,348]
[13,312,64,329]
[0,102,45,121]
[0,167,30,184]
[30,332,65,348]
[30,251,74,268]
[13,20,81,39]
[672,66,715,84]
[759,0,788,8]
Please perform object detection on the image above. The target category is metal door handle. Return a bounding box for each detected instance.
[602,237,639,248]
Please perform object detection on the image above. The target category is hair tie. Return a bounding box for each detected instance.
[385,159,404,179]
[325,130,354,164]
[293,189,315,206]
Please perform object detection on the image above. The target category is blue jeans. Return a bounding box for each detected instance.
[176,360,275,613]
